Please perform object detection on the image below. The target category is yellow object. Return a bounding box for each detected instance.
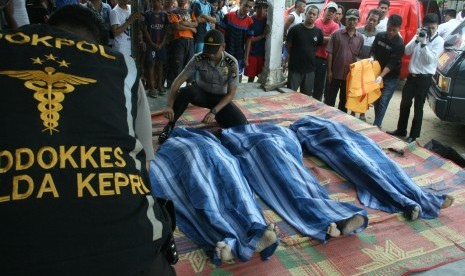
[345,59,383,113]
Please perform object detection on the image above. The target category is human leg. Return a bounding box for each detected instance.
[215,102,248,128]
[221,124,368,241]
[301,71,315,97]
[287,70,303,91]
[150,128,278,264]
[324,79,341,107]
[313,57,327,101]
[337,80,347,113]
[409,78,431,139]
[396,78,416,134]
[291,116,449,219]
[373,78,398,128]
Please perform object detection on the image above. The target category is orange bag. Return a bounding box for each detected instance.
[345,58,383,113]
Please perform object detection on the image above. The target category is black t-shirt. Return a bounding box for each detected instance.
[371,32,405,79]
[0,25,171,274]
[286,23,324,73]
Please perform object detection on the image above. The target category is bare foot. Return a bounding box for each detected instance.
[411,206,420,220]
[215,241,234,263]
[327,222,341,237]
[255,224,278,253]
[441,194,454,209]
[338,214,365,235]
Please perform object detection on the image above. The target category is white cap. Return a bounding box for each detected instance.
[325,2,338,11]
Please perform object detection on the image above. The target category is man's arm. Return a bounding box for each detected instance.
[4,1,18,29]
[202,80,237,124]
[111,12,140,37]
[381,41,404,77]
[283,15,295,39]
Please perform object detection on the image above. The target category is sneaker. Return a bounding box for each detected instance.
[148,89,159,98]
[158,124,173,144]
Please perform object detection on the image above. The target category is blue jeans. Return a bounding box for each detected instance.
[373,77,398,128]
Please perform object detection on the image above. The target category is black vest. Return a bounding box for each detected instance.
[0,25,170,274]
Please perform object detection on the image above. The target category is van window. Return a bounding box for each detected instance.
[438,22,465,73]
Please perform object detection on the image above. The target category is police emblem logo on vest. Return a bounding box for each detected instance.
[223,66,229,75]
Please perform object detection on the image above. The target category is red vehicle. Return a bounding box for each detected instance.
[323,0,441,79]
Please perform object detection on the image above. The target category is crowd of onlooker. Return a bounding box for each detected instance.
[0,0,269,96]
[1,0,465,141]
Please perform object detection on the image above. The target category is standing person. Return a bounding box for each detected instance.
[325,9,364,113]
[220,0,254,82]
[158,29,248,143]
[438,9,460,39]
[168,0,197,83]
[334,4,345,29]
[371,14,404,128]
[0,5,175,275]
[144,0,169,98]
[313,1,339,101]
[457,6,465,22]
[4,0,29,29]
[376,0,390,32]
[282,0,305,74]
[387,14,444,143]
[191,0,216,54]
[84,0,113,46]
[110,0,141,56]
[285,5,323,96]
[352,8,380,121]
[163,0,178,90]
[283,0,305,37]
[244,0,268,83]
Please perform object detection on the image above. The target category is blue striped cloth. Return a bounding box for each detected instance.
[149,128,275,264]
[221,124,368,242]
[290,116,447,219]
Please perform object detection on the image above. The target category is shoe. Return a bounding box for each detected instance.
[148,89,159,98]
[158,124,173,144]
[159,87,168,96]
[386,129,407,137]
[405,137,416,143]
[359,114,366,122]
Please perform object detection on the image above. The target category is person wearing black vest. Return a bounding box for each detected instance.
[0,5,175,275]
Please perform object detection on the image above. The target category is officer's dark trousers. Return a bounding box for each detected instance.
[396,75,432,139]
[171,38,194,81]
[172,84,248,127]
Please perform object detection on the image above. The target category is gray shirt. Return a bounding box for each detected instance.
[181,51,239,95]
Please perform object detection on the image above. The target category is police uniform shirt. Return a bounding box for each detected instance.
[0,24,170,274]
[181,51,240,95]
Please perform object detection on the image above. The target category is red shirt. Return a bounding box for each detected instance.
[314,18,339,59]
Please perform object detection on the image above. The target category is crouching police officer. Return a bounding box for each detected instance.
[159,29,248,144]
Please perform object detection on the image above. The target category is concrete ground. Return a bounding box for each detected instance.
[147,81,465,275]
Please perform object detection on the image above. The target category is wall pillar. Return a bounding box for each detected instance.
[259,0,287,91]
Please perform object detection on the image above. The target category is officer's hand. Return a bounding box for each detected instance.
[164,107,174,121]
[202,112,216,124]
